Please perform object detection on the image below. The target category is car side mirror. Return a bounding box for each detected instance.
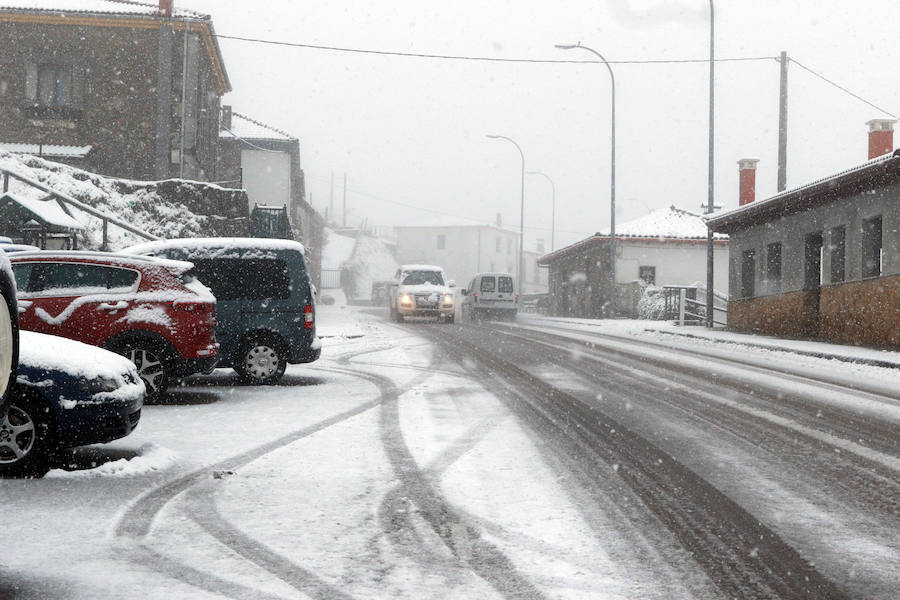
[461,289,468,296]
[448,280,456,288]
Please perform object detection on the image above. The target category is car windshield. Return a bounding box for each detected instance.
[5,3,898,599]
[402,270,444,286]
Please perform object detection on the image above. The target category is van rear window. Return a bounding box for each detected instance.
[190,258,290,301]
[498,276,514,293]
[480,277,496,292]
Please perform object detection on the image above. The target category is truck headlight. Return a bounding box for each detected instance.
[400,294,413,306]
[442,294,454,306]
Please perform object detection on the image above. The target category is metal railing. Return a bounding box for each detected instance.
[664,284,727,327]
[2,168,159,249]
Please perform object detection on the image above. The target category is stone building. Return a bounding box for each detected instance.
[707,119,900,347]
[0,0,230,182]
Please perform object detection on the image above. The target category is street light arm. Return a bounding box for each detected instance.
[486,134,524,164]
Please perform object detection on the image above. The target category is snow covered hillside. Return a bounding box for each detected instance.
[0,151,249,250]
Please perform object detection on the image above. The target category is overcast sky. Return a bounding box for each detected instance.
[186,0,900,250]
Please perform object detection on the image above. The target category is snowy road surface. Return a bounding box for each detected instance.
[1,304,898,599]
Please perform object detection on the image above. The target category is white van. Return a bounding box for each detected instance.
[460,272,518,321]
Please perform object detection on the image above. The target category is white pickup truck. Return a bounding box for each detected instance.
[388,264,456,323]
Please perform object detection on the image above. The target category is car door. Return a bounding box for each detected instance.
[14,261,135,346]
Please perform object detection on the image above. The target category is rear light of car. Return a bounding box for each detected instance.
[304,305,314,329]
[474,293,478,303]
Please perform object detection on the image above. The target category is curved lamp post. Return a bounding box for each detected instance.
[555,42,616,317]
[526,170,556,252]
[486,134,525,292]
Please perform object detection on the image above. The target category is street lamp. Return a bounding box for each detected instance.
[486,134,525,293]
[526,170,556,252]
[555,42,617,317]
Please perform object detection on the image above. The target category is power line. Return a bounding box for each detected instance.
[214,34,774,65]
[790,58,898,119]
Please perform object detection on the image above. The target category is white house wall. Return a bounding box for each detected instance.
[395,226,519,288]
[240,149,291,211]
[617,240,729,292]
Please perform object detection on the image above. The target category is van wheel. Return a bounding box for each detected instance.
[0,392,51,478]
[235,336,287,385]
[111,341,169,403]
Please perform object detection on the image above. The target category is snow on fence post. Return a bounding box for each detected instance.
[678,288,686,327]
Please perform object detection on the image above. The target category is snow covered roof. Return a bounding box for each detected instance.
[0,0,208,19]
[220,112,296,142]
[0,143,93,159]
[1,192,84,230]
[599,206,727,240]
[538,205,727,265]
[394,219,518,234]
[708,149,900,234]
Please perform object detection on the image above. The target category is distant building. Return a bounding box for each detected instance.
[0,0,230,181]
[217,107,325,287]
[707,119,900,347]
[394,221,547,292]
[539,206,729,318]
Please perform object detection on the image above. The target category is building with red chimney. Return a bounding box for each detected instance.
[708,120,900,347]
[0,0,231,182]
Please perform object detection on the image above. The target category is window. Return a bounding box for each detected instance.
[25,263,138,295]
[766,242,782,292]
[862,215,883,278]
[0,77,8,96]
[190,258,291,300]
[507,239,512,255]
[480,276,496,292]
[25,62,82,109]
[829,226,846,283]
[498,276,514,293]
[11,264,35,292]
[495,237,501,253]
[741,250,756,298]
[401,269,444,286]
[638,266,656,285]
[436,234,446,250]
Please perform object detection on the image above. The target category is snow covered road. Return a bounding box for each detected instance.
[2,304,898,599]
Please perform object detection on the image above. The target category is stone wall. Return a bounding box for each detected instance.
[819,274,900,347]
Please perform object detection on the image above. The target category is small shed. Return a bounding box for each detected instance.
[0,192,84,249]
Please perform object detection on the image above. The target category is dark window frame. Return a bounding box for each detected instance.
[766,242,783,292]
[861,215,883,279]
[638,265,656,285]
[189,258,292,301]
[479,276,496,292]
[829,225,846,284]
[740,249,756,299]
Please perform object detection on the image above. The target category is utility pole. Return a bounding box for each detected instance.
[329,171,334,226]
[705,1,715,328]
[777,51,789,192]
[342,172,347,228]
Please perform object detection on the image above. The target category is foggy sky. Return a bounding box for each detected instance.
[185,0,900,250]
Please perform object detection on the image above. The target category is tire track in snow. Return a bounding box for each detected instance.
[432,324,852,600]
[112,358,402,600]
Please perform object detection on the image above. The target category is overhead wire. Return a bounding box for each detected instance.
[788,58,898,119]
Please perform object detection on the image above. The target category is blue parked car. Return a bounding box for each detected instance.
[125,238,321,385]
[0,331,144,478]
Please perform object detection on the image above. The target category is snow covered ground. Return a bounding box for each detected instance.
[2,302,897,599]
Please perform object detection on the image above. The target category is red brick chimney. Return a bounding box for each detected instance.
[867,119,896,159]
[737,158,760,206]
[159,0,173,17]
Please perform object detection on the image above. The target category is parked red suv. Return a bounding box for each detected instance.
[9,252,218,401]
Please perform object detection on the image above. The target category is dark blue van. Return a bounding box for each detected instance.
[125,238,320,384]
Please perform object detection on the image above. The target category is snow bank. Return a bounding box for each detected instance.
[321,229,356,270]
[45,443,178,479]
[343,234,398,300]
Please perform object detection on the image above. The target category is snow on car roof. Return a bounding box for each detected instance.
[124,237,306,256]
[9,250,194,273]
[0,0,209,19]
[18,331,135,379]
[400,264,445,271]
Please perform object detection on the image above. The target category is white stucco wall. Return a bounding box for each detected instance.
[240,149,291,210]
[616,240,729,292]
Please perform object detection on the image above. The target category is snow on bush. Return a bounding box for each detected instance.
[343,234,398,301]
[637,283,666,320]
